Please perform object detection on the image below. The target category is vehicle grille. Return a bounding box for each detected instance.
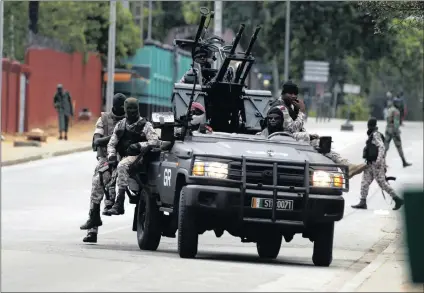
[228,162,305,188]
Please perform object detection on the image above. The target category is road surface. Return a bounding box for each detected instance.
[2,121,423,292]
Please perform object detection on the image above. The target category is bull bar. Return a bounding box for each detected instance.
[187,154,349,227]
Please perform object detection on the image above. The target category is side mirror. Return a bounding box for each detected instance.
[318,136,332,154]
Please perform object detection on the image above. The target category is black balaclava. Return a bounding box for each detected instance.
[112,93,127,116]
[57,84,63,94]
[124,97,140,124]
[281,80,299,105]
[267,106,284,135]
[367,117,378,136]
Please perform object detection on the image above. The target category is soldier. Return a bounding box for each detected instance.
[53,84,74,140]
[79,93,127,243]
[352,118,404,210]
[385,99,412,168]
[105,98,162,216]
[270,81,366,178]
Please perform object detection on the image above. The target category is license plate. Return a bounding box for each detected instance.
[251,197,294,211]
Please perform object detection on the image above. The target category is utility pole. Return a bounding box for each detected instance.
[147,0,152,41]
[0,0,4,103]
[213,1,223,69]
[106,0,117,111]
[140,1,144,44]
[283,0,291,82]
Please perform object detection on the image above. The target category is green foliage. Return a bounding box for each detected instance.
[336,94,370,121]
[2,1,29,61]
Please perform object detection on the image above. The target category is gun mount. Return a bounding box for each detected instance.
[172,7,269,134]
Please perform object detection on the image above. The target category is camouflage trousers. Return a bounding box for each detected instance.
[360,163,397,200]
[384,130,406,161]
[116,155,138,190]
[88,157,117,234]
[310,138,349,165]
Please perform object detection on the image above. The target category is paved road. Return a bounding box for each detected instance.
[2,121,423,292]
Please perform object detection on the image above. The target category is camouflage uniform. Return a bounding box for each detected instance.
[86,112,122,234]
[107,118,160,192]
[53,85,73,138]
[276,102,349,165]
[360,132,397,200]
[385,105,410,167]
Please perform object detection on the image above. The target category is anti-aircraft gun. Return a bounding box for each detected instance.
[172,7,268,135]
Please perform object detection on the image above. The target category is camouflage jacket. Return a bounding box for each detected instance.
[107,117,160,158]
[93,112,125,158]
[386,106,400,133]
[257,128,310,142]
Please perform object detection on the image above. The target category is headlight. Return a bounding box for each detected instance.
[312,171,344,188]
[192,160,228,179]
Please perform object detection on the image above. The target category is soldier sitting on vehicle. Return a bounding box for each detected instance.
[259,105,364,179]
[175,102,212,137]
[79,93,127,243]
[105,98,163,216]
[269,81,366,179]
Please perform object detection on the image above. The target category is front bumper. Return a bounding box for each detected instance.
[184,184,345,225]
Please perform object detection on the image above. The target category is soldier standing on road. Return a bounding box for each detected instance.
[53,84,73,140]
[352,118,404,210]
[105,98,162,216]
[79,93,127,243]
[385,99,412,168]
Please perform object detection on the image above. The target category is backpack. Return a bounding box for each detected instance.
[363,131,384,163]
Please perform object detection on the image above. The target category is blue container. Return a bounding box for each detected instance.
[124,40,192,117]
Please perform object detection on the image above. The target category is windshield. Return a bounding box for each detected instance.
[191,131,311,148]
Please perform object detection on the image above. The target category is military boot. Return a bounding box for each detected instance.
[351,199,367,209]
[105,189,125,216]
[402,159,412,168]
[83,232,97,243]
[392,196,404,211]
[80,203,102,230]
[102,204,113,216]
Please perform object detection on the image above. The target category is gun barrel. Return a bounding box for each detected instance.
[229,24,246,55]
[234,25,261,83]
[245,26,261,57]
[193,15,207,54]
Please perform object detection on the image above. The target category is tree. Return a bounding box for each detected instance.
[2,1,29,62]
[36,2,141,64]
[357,1,424,33]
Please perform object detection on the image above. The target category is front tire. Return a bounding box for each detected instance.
[312,222,335,267]
[137,189,162,251]
[256,233,283,259]
[178,187,198,258]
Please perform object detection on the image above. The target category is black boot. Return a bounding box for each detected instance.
[402,159,412,168]
[80,203,102,230]
[64,133,68,140]
[59,132,63,140]
[102,204,113,216]
[351,199,367,209]
[83,232,97,243]
[392,196,404,211]
[105,189,125,216]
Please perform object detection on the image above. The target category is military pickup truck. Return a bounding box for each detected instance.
[122,7,349,267]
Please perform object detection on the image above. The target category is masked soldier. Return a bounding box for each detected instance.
[385,99,412,168]
[53,84,74,140]
[352,118,404,210]
[105,98,162,216]
[79,93,127,243]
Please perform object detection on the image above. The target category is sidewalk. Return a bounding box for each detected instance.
[1,120,96,166]
[341,236,424,292]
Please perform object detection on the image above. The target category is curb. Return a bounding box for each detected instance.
[1,146,92,167]
[338,236,402,292]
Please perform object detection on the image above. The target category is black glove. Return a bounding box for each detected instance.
[126,143,142,156]
[93,135,112,147]
[108,155,118,167]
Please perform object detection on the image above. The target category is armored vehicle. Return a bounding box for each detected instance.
[123,8,349,267]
